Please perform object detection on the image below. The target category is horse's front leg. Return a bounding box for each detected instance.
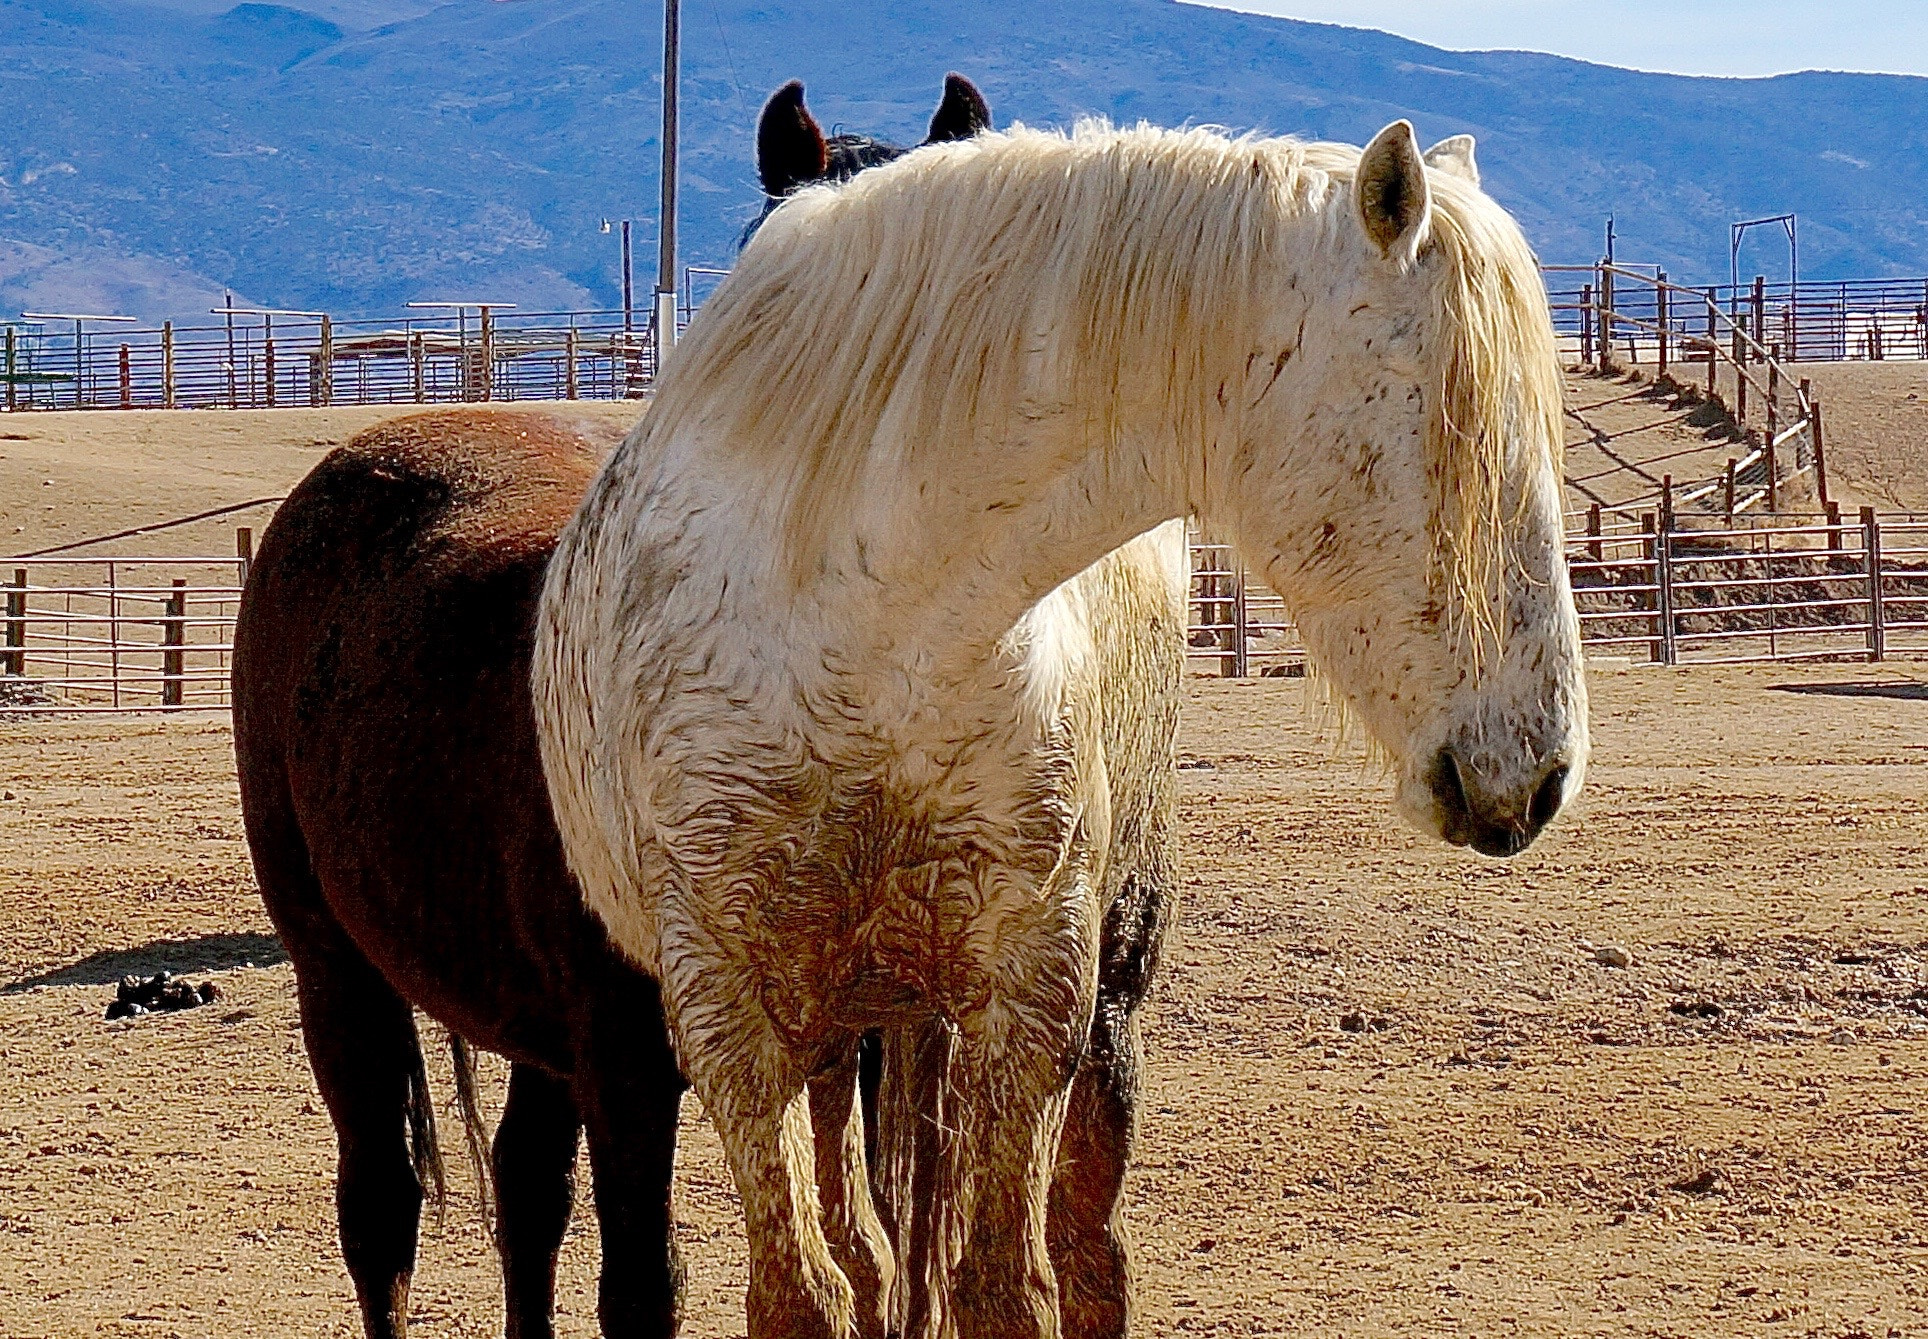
[669,951,856,1339]
[945,886,1099,1339]
[808,1041,894,1338]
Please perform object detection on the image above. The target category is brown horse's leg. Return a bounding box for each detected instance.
[290,945,431,1339]
[807,1042,893,1338]
[1048,864,1174,1339]
[494,1062,582,1339]
[574,964,688,1339]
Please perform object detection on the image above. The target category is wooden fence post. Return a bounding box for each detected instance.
[4,327,14,413]
[478,308,495,402]
[1704,290,1718,398]
[161,322,176,409]
[1656,273,1669,376]
[1810,395,1829,507]
[1766,350,1779,441]
[264,337,277,408]
[1586,502,1602,563]
[1231,567,1250,678]
[1660,475,1675,533]
[566,327,580,400]
[4,569,24,678]
[1862,506,1885,661]
[1655,524,1676,666]
[1825,499,1842,552]
[319,315,334,407]
[1597,264,1614,372]
[1732,324,1748,422]
[1752,274,1766,359]
[161,579,186,708]
[236,527,254,589]
[411,332,426,404]
[1724,458,1737,523]
[118,344,132,409]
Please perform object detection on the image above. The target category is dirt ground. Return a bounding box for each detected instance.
[4,663,1928,1338]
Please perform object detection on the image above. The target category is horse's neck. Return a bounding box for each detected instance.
[744,413,1187,695]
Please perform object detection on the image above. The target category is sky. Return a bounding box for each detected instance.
[1183,0,1928,78]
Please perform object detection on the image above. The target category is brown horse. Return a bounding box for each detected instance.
[232,410,688,1339]
[234,75,999,1339]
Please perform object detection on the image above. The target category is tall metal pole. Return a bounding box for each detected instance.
[654,0,681,354]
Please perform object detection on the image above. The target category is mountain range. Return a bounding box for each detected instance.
[4,0,1926,323]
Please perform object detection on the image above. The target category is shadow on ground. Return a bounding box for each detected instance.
[2,932,287,993]
[1769,681,1928,701]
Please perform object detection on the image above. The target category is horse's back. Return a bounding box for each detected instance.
[234,408,625,1064]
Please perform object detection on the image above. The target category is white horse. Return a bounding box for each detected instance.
[534,118,1587,1338]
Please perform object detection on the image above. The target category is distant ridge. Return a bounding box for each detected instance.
[3,0,1925,321]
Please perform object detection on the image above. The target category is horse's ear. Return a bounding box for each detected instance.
[757,80,829,198]
[1422,134,1479,186]
[925,72,991,143]
[1355,120,1432,262]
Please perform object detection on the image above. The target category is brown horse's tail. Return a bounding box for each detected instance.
[446,1032,498,1239]
[402,1012,448,1221]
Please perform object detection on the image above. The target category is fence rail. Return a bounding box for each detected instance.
[1545,269,1928,366]
[4,518,1922,713]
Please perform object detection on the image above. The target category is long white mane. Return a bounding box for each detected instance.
[649,119,1557,655]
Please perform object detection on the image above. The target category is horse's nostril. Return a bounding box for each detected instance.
[1528,763,1569,834]
[1428,748,1471,835]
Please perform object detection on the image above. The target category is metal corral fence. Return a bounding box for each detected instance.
[9,519,1925,713]
[0,267,734,414]
[0,544,250,713]
[1545,268,1928,365]
[1548,263,1829,528]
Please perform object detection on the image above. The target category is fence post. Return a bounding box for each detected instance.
[1704,290,1718,398]
[264,336,277,408]
[1751,275,1766,358]
[1232,566,1250,678]
[4,569,24,678]
[161,322,175,409]
[1656,273,1669,376]
[1766,350,1779,441]
[161,579,186,708]
[236,527,254,589]
[566,327,580,400]
[118,344,132,409]
[478,308,495,402]
[1586,502,1602,563]
[3,327,13,413]
[1825,499,1842,552]
[1863,506,1885,662]
[319,315,334,407]
[1732,324,1748,422]
[411,331,426,403]
[1660,475,1675,533]
[1597,264,1614,372]
[1810,395,1829,507]
[1655,523,1676,666]
[1580,284,1593,366]
[1724,458,1736,523]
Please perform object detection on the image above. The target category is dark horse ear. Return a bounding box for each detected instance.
[925,73,991,144]
[757,80,830,197]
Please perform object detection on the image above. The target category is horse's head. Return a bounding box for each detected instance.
[1222,121,1586,857]
[744,73,991,243]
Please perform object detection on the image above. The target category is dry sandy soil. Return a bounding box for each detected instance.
[1563,359,1928,518]
[2,384,1928,1337]
[4,663,1928,1339]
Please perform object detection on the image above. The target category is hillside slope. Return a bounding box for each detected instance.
[4,0,1927,319]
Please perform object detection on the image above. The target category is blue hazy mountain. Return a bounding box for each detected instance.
[2,0,1924,321]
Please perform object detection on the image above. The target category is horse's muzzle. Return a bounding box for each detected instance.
[1427,749,1569,858]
